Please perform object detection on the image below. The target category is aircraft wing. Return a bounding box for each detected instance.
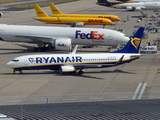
[15,34,55,42]
[61,21,84,27]
[3,33,68,43]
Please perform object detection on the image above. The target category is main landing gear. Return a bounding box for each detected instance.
[13,69,23,74]
[78,70,84,75]
[33,43,51,52]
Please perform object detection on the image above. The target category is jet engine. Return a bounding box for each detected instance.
[50,38,72,50]
[60,65,76,74]
[71,22,84,27]
[135,7,141,11]
[126,6,133,11]
[0,12,3,17]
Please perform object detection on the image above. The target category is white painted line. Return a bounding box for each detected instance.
[35,99,45,102]
[115,96,129,99]
[62,98,77,101]
[89,97,102,100]
[132,83,142,99]
[137,83,147,99]
[8,100,21,103]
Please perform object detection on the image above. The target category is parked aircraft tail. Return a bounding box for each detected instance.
[112,27,145,53]
[34,4,49,17]
[49,3,63,14]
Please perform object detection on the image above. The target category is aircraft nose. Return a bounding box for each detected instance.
[108,21,114,25]
[6,61,12,68]
[117,18,121,21]
[124,36,130,43]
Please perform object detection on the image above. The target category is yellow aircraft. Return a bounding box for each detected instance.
[49,3,121,22]
[33,4,114,27]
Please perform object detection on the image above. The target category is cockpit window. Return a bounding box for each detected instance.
[12,60,19,62]
[123,34,128,37]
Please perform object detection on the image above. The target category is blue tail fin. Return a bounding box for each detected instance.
[112,27,144,53]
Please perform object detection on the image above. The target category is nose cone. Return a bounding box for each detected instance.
[116,18,121,21]
[107,20,114,25]
[123,36,130,43]
[6,61,12,68]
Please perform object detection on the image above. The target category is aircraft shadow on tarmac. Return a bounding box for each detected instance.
[0,44,34,54]
[85,69,135,74]
[2,69,135,80]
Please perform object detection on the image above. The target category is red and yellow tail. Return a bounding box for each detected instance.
[49,3,63,15]
[34,4,48,17]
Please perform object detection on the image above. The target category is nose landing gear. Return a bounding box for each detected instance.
[13,69,23,74]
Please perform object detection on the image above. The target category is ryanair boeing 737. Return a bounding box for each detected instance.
[7,27,144,75]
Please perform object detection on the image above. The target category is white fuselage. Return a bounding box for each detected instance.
[7,53,140,71]
[113,2,160,9]
[128,0,160,2]
[0,24,129,46]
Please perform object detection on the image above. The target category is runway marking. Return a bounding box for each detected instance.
[115,96,129,99]
[62,98,77,101]
[35,99,45,102]
[137,83,147,99]
[89,97,102,100]
[132,83,147,99]
[132,83,142,99]
[0,75,18,77]
[8,100,21,103]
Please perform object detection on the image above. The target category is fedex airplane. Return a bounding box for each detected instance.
[6,27,144,75]
[0,24,129,52]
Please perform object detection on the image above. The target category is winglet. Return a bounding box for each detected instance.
[115,55,124,65]
[34,4,49,17]
[70,45,78,54]
[112,27,145,53]
[49,3,63,15]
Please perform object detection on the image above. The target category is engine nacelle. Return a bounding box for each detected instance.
[0,12,3,17]
[71,22,84,27]
[135,7,141,11]
[60,65,76,74]
[126,6,133,11]
[50,38,72,51]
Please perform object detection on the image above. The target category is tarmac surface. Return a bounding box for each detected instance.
[0,0,160,106]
